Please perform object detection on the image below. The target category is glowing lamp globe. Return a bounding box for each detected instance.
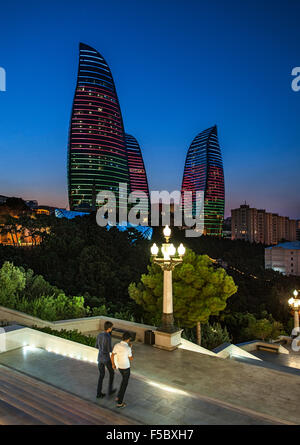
[169,244,176,256]
[151,243,159,256]
[163,225,171,238]
[178,243,185,256]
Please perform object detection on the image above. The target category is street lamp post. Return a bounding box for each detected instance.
[151,225,185,334]
[288,290,300,330]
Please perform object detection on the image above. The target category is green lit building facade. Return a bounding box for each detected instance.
[181,126,225,236]
[68,43,130,212]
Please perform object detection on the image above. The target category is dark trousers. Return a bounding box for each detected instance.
[97,360,114,396]
[117,368,130,404]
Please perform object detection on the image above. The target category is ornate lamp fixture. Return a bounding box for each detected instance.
[150,226,185,333]
[289,289,300,330]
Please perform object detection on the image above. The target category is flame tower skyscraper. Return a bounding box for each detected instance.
[125,133,149,202]
[181,125,225,236]
[68,43,130,212]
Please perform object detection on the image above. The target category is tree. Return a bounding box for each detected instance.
[0,261,90,321]
[29,215,150,305]
[0,261,26,307]
[129,249,237,345]
[243,316,285,341]
[0,215,22,246]
[20,267,62,300]
[201,322,231,350]
[0,197,29,216]
[221,311,256,344]
[18,215,40,246]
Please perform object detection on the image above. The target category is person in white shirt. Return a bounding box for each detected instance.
[111,331,133,408]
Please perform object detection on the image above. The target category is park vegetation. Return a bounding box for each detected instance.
[0,199,299,348]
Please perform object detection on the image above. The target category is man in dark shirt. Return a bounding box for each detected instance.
[95,321,116,398]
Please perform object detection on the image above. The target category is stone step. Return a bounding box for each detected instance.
[0,368,106,424]
[0,365,134,425]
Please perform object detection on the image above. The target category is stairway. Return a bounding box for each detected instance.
[0,364,135,425]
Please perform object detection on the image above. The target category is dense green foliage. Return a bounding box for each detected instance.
[0,262,107,321]
[31,326,96,347]
[183,322,232,350]
[0,213,149,313]
[241,313,285,341]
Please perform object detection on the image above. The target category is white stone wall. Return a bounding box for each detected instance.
[0,327,99,362]
[0,306,155,342]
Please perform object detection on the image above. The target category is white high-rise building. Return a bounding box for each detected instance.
[265,241,300,275]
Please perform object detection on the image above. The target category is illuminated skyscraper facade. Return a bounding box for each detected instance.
[125,133,150,222]
[181,125,225,236]
[125,133,149,194]
[68,43,129,211]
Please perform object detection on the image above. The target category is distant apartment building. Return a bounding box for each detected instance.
[231,205,257,243]
[231,204,297,244]
[265,241,300,275]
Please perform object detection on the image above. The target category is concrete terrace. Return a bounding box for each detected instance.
[0,338,300,425]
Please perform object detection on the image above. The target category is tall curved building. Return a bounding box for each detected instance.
[68,43,129,211]
[125,133,150,222]
[181,125,225,236]
[125,134,149,196]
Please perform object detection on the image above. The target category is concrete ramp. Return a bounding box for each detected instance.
[178,338,217,356]
[213,342,262,361]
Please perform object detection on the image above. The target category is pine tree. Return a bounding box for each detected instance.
[129,249,238,344]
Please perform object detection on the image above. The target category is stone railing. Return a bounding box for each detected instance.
[0,325,99,362]
[0,306,220,357]
[0,305,155,343]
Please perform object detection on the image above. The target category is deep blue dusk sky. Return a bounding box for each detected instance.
[0,0,299,218]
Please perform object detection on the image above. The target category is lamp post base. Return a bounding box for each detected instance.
[157,313,178,333]
[153,327,183,351]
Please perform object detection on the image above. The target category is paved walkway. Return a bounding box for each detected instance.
[0,345,295,425]
[130,341,300,424]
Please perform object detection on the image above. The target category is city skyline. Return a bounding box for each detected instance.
[0,0,300,219]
